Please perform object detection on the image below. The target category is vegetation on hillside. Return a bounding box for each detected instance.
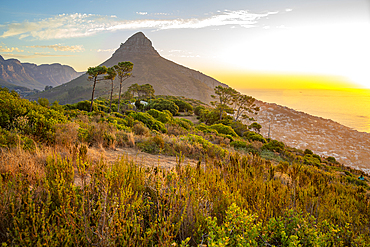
[0,84,369,246]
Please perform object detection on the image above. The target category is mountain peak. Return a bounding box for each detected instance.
[113,32,159,57]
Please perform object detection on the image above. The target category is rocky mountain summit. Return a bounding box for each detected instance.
[0,55,83,90]
[29,32,226,104]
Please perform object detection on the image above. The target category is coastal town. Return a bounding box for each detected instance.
[255,101,370,174]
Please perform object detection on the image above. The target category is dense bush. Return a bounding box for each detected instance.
[172,99,193,112]
[147,109,173,123]
[147,98,179,115]
[182,134,229,159]
[230,121,250,137]
[129,112,167,133]
[304,154,322,167]
[195,123,218,135]
[209,123,237,137]
[0,89,66,142]
[230,140,248,149]
[262,139,285,153]
[174,118,193,130]
[244,131,267,143]
[194,105,205,116]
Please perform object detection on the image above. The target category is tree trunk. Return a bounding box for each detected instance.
[109,80,114,113]
[90,79,97,112]
[117,81,122,113]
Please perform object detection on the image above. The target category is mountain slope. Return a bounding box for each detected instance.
[0,55,83,90]
[28,32,226,104]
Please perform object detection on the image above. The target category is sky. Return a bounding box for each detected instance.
[0,0,369,90]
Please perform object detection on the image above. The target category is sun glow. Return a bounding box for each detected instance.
[211,72,360,90]
[217,22,370,89]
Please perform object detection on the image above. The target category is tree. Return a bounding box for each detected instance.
[249,122,262,133]
[128,83,140,98]
[105,67,117,113]
[211,86,238,120]
[139,84,155,99]
[211,85,260,123]
[113,61,133,112]
[37,98,49,108]
[128,83,155,99]
[87,66,108,112]
[44,85,53,91]
[148,98,179,115]
[232,94,259,122]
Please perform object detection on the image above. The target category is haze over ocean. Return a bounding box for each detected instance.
[241,88,370,133]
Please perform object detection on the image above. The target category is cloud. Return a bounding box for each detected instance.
[96,48,116,52]
[1,10,277,40]
[1,53,76,59]
[285,9,293,12]
[136,12,147,15]
[27,44,84,52]
[152,13,170,16]
[0,45,24,52]
[1,13,120,40]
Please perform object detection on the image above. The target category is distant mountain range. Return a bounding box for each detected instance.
[0,55,83,92]
[28,32,226,104]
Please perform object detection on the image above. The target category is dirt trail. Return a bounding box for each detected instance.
[174,115,199,124]
[88,147,198,170]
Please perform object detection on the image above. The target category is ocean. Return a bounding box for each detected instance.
[240,88,370,133]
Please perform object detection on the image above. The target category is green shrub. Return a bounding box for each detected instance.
[262,139,285,153]
[326,156,337,164]
[147,98,179,115]
[37,98,49,108]
[194,105,205,116]
[304,149,313,155]
[198,108,220,125]
[183,134,229,159]
[96,103,110,113]
[230,140,248,149]
[260,149,284,162]
[0,90,66,142]
[231,121,250,137]
[147,109,173,123]
[129,112,167,133]
[195,123,218,134]
[304,154,321,167]
[172,99,193,112]
[174,118,193,130]
[209,123,237,137]
[76,100,97,112]
[244,131,266,143]
[206,203,259,246]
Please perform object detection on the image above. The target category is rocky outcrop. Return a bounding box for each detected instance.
[0,55,83,90]
[111,32,160,57]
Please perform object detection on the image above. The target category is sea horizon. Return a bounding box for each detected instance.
[240,88,370,134]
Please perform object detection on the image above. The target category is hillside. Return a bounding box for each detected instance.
[0,55,83,90]
[1,87,369,246]
[252,100,370,173]
[27,32,226,104]
[0,78,36,96]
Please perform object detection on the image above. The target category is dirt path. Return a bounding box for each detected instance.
[174,115,200,124]
[88,147,198,170]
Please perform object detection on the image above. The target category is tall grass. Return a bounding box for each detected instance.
[0,151,369,246]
